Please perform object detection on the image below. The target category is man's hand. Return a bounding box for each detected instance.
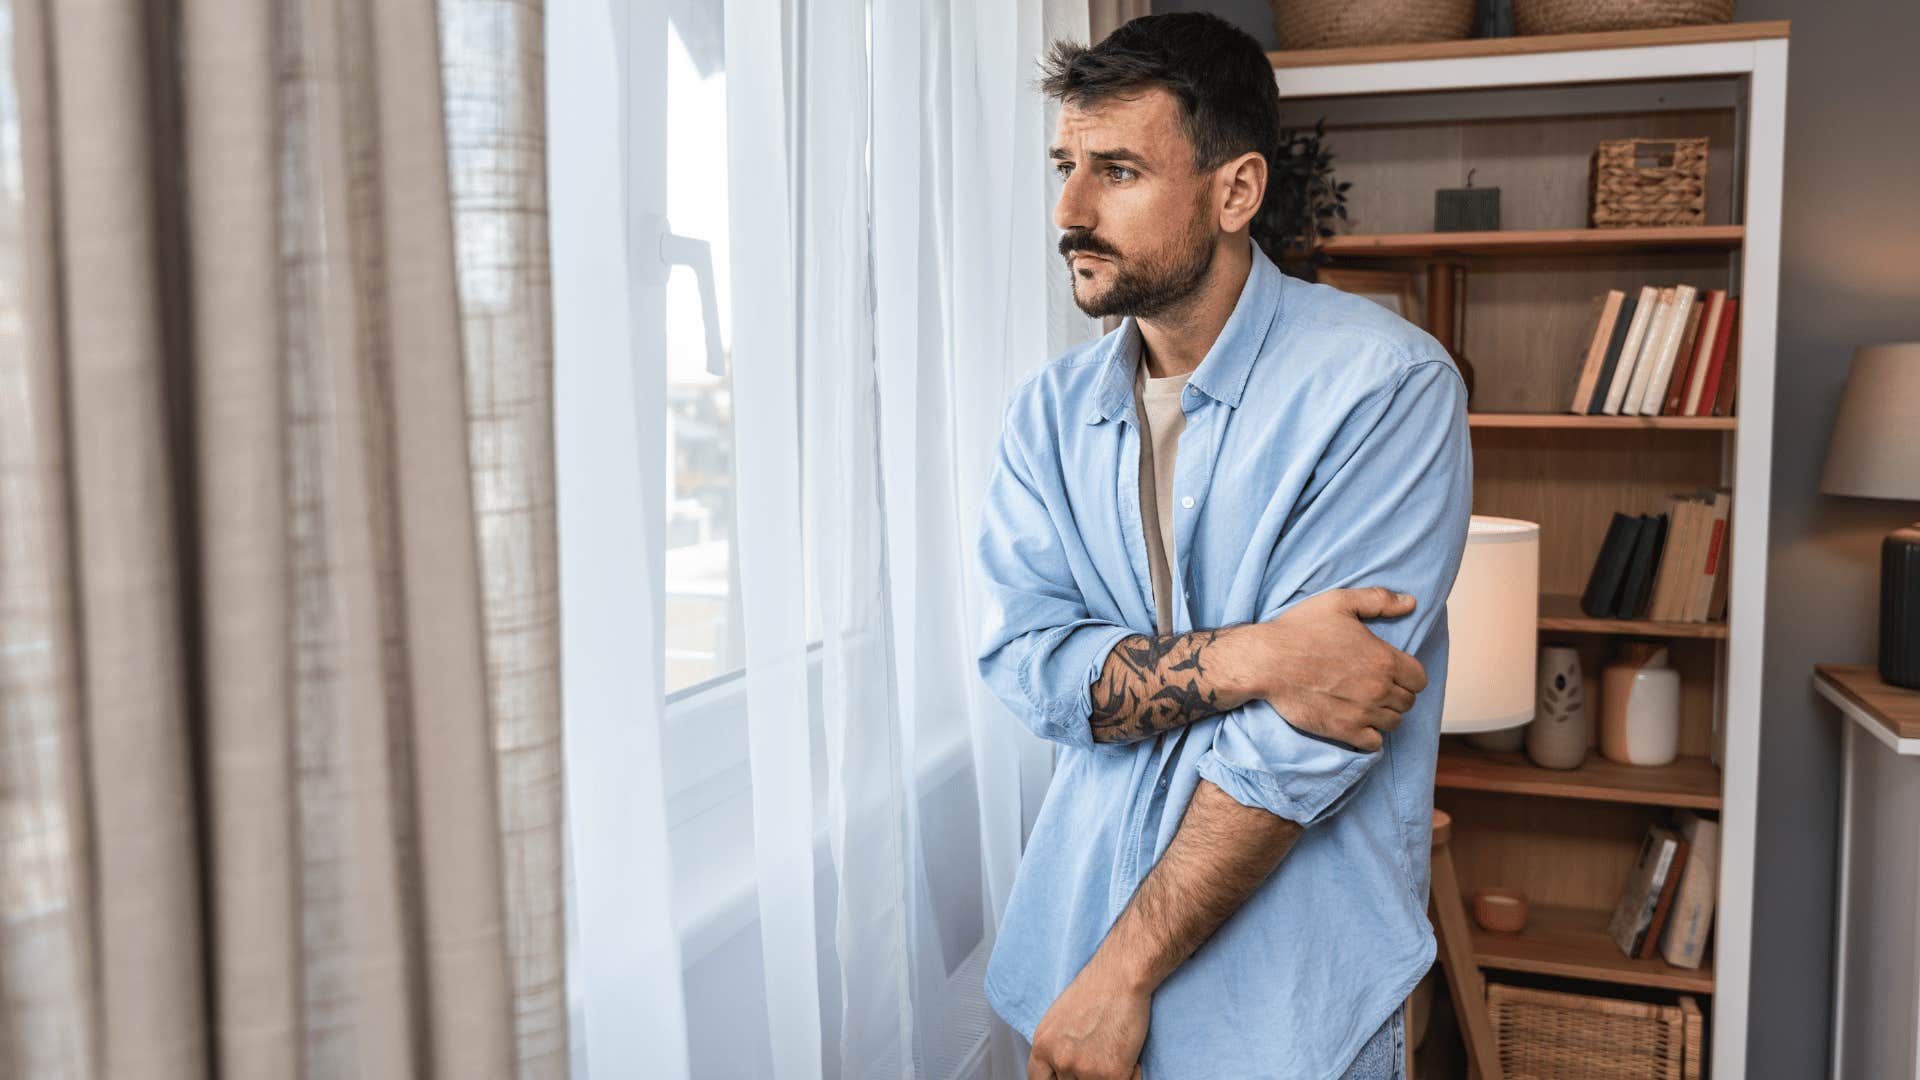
[1242,587,1428,752]
[1026,955,1151,1080]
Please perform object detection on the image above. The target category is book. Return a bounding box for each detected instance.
[1659,810,1722,970]
[1613,286,1671,415]
[1568,289,1627,413]
[1616,512,1668,620]
[1706,491,1734,623]
[1586,290,1639,415]
[1643,491,1704,618]
[1685,488,1732,622]
[1609,824,1689,958]
[1633,284,1697,415]
[1680,290,1728,415]
[1696,296,1737,416]
[1639,827,1693,960]
[1710,305,1740,416]
[1581,512,1643,618]
[1601,286,1661,415]
[1646,495,1693,622]
[1661,296,1707,415]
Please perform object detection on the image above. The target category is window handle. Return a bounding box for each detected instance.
[641,213,726,377]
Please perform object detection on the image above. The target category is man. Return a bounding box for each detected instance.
[973,13,1473,1080]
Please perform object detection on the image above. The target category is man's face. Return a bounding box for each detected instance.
[1050,88,1219,320]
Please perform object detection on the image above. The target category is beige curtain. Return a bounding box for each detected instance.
[0,1,565,1077]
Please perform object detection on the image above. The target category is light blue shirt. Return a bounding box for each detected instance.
[976,238,1473,1080]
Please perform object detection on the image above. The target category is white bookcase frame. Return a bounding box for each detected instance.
[1272,27,1788,1080]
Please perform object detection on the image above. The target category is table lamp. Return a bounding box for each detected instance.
[1819,343,1920,688]
[1426,514,1538,1080]
[1445,515,1541,749]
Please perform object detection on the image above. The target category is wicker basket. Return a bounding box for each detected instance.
[1591,137,1708,227]
[1487,983,1704,1079]
[1270,0,1474,50]
[1513,0,1734,35]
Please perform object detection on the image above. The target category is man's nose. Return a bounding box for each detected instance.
[1053,168,1094,233]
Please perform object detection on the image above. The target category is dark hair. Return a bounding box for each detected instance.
[1037,13,1280,174]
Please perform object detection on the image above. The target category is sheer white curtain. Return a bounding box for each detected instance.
[732,0,1099,1076]
[552,0,1096,1077]
[548,4,692,1079]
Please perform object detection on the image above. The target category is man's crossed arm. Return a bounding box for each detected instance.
[1088,587,1427,753]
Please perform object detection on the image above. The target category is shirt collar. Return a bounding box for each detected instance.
[1086,236,1286,425]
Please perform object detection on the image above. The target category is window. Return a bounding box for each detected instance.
[661,15,742,696]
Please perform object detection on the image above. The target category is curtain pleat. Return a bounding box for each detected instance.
[44,0,207,1072]
[1,0,100,1075]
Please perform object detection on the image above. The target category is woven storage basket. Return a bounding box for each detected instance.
[1487,983,1703,1079]
[1513,0,1734,35]
[1270,0,1474,50]
[1591,137,1708,227]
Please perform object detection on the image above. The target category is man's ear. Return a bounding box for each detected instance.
[1218,150,1267,234]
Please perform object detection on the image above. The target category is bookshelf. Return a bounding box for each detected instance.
[1273,22,1787,1079]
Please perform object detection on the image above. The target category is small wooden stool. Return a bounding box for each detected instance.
[1430,808,1502,1080]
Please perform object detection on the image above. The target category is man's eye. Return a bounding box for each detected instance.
[1054,162,1073,177]
[1106,165,1135,182]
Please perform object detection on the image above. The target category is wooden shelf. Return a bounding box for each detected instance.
[1814,663,1920,754]
[1470,412,1736,431]
[1269,20,1789,69]
[1472,902,1714,994]
[1539,594,1729,640]
[1437,743,1721,809]
[1315,225,1743,258]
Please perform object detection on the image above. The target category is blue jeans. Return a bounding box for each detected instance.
[1337,1004,1407,1080]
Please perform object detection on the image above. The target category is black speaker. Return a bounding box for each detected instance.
[1883,523,1920,689]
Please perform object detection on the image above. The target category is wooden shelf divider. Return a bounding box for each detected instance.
[1437,742,1721,809]
[1469,413,1736,431]
[1315,224,1743,258]
[1539,594,1729,640]
[1471,901,1714,994]
[1268,20,1790,69]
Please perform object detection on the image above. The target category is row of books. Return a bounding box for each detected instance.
[1566,285,1739,417]
[1579,487,1732,623]
[1608,810,1720,969]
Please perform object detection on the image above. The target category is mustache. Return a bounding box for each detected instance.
[1058,230,1120,261]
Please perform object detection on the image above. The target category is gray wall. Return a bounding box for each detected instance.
[1136,3,1920,1075]
[1729,4,1920,1077]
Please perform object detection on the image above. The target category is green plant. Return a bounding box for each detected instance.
[1251,118,1350,281]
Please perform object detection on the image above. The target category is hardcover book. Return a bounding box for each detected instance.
[1617,512,1668,620]
[1581,513,1644,618]
[1609,824,1689,958]
[1601,286,1661,415]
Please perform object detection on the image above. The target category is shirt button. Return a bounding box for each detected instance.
[1181,496,1195,509]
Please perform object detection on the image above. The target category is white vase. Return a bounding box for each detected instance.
[1600,644,1681,766]
[1527,646,1588,769]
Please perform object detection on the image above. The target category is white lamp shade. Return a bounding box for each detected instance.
[1440,515,1539,734]
[1819,343,1920,502]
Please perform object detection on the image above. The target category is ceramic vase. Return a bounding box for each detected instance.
[1599,643,1681,766]
[1526,646,1588,769]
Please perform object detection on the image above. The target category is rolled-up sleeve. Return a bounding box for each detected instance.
[1195,356,1473,826]
[975,396,1135,754]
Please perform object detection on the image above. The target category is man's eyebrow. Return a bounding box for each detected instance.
[1049,146,1149,167]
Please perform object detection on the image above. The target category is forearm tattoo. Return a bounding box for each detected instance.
[1088,629,1235,744]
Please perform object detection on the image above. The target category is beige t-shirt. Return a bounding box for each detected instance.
[1133,356,1190,635]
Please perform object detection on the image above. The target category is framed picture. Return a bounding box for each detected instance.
[1315,267,1421,324]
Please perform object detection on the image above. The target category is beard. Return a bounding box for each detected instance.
[1058,197,1217,320]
